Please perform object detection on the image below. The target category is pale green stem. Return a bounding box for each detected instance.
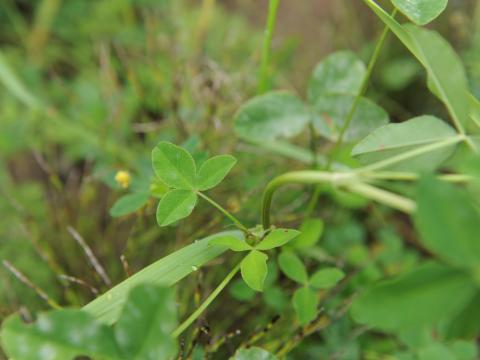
[326,10,396,169]
[257,0,280,94]
[197,192,250,233]
[354,135,465,174]
[172,261,241,338]
[304,14,394,218]
[362,171,472,183]
[344,182,416,214]
[262,171,357,229]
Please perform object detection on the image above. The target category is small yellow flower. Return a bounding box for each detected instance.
[115,170,131,189]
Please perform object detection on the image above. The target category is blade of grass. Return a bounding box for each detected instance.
[258,0,280,94]
[82,231,238,325]
[0,51,41,109]
[28,0,62,63]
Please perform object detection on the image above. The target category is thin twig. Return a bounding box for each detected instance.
[58,274,99,295]
[120,254,132,278]
[3,260,61,309]
[67,226,111,286]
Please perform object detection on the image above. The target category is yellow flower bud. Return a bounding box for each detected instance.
[115,170,131,189]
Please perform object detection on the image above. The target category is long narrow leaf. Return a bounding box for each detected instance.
[0,52,41,109]
[83,231,239,324]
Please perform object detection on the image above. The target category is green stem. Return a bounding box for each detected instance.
[257,0,280,94]
[29,0,62,63]
[326,10,396,169]
[261,171,356,229]
[344,182,416,214]
[303,14,394,218]
[172,261,241,338]
[355,135,465,174]
[197,192,250,233]
[362,171,472,183]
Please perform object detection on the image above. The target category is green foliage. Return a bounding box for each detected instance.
[1,284,177,360]
[234,91,310,141]
[84,232,236,324]
[231,347,279,360]
[415,176,480,268]
[363,0,471,132]
[241,250,269,292]
[310,268,345,289]
[235,50,390,144]
[278,252,308,285]
[292,287,318,325]
[110,192,150,218]
[3,0,480,358]
[312,94,389,142]
[156,189,197,226]
[279,251,344,324]
[1,310,119,360]
[256,229,300,250]
[152,142,236,227]
[196,155,237,191]
[288,218,324,249]
[152,142,197,190]
[351,262,475,332]
[114,285,177,359]
[391,0,448,25]
[307,51,366,102]
[352,116,456,171]
[209,234,252,252]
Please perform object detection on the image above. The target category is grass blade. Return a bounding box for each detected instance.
[83,231,238,324]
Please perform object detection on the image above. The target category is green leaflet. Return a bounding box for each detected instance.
[310,268,345,289]
[1,310,120,360]
[196,155,237,191]
[240,250,268,292]
[209,234,252,252]
[288,218,324,249]
[278,251,308,285]
[312,94,389,142]
[352,116,457,171]
[351,262,476,331]
[115,285,177,360]
[391,0,448,25]
[152,142,197,190]
[234,91,310,141]
[308,50,366,103]
[2,285,178,360]
[110,192,150,217]
[256,228,300,250]
[151,142,237,227]
[292,287,318,325]
[83,231,239,324]
[445,292,480,339]
[156,189,197,226]
[415,175,480,268]
[363,0,470,132]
